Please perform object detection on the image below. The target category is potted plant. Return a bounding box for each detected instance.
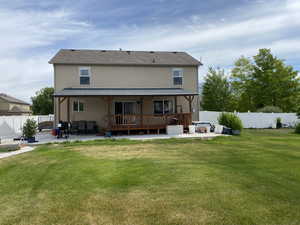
[23,118,38,143]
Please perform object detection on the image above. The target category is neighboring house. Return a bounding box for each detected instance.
[49,49,202,133]
[0,93,31,116]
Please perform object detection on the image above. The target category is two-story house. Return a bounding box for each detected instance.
[49,49,201,134]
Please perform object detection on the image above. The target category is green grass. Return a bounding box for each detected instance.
[0,148,9,153]
[0,129,300,225]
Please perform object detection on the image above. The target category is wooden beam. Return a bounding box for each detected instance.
[183,95,194,113]
[57,97,61,122]
[67,97,70,123]
[59,97,67,104]
[140,97,144,127]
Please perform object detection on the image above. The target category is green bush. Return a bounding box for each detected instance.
[218,112,243,131]
[295,123,300,134]
[257,106,283,113]
[23,119,37,139]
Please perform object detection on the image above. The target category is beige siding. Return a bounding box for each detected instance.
[0,99,8,111]
[8,103,30,112]
[55,65,198,91]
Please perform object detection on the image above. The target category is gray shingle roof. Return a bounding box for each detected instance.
[49,49,202,66]
[54,88,198,97]
[0,93,30,105]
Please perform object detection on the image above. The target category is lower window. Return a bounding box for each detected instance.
[153,100,173,115]
[73,100,84,112]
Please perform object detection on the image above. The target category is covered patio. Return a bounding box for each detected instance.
[54,88,198,134]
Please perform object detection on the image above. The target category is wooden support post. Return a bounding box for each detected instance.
[67,97,70,123]
[58,97,61,122]
[140,97,144,127]
[189,97,192,113]
[184,96,194,113]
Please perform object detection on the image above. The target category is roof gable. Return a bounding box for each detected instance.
[49,49,202,66]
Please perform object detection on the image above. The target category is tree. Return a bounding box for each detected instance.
[31,87,54,115]
[230,56,256,112]
[251,49,300,112]
[231,49,300,112]
[201,67,234,111]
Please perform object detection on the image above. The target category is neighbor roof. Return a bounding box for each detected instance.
[0,93,30,105]
[49,49,202,66]
[54,88,198,97]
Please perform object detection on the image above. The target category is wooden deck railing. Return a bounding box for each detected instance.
[106,113,192,130]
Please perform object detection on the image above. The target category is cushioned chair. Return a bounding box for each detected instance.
[70,121,79,135]
[78,121,87,134]
[86,121,97,134]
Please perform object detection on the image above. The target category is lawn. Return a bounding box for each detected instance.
[0,129,300,225]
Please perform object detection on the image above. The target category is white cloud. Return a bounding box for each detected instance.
[0,8,90,102]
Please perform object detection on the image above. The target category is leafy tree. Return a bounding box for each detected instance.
[251,49,300,112]
[31,87,54,115]
[201,67,234,111]
[231,49,300,112]
[230,56,256,112]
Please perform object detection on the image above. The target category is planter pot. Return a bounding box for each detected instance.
[188,125,196,134]
[27,137,36,143]
[232,130,241,135]
[167,125,183,135]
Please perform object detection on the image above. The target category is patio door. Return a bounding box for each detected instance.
[115,102,137,125]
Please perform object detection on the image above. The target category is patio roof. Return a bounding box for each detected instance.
[54,88,198,97]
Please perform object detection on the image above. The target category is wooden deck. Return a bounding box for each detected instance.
[106,113,192,133]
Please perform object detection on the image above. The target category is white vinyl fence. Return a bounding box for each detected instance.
[0,115,54,139]
[199,111,299,129]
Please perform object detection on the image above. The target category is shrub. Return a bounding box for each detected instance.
[218,112,243,131]
[23,118,37,139]
[276,117,282,129]
[295,123,300,134]
[257,106,283,113]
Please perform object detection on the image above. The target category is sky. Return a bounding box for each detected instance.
[0,0,299,103]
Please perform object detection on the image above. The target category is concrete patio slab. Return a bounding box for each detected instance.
[25,132,223,145]
[1,131,224,146]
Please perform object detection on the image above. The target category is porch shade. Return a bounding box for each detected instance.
[54,88,198,97]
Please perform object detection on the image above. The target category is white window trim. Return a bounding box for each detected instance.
[79,67,91,85]
[79,67,91,77]
[73,100,84,112]
[153,99,174,115]
[172,68,184,86]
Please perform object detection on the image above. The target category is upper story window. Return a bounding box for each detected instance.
[172,68,183,86]
[79,67,90,85]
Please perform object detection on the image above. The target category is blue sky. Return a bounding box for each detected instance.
[0,0,299,102]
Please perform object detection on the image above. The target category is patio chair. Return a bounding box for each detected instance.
[70,121,79,135]
[86,121,97,134]
[78,121,87,134]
